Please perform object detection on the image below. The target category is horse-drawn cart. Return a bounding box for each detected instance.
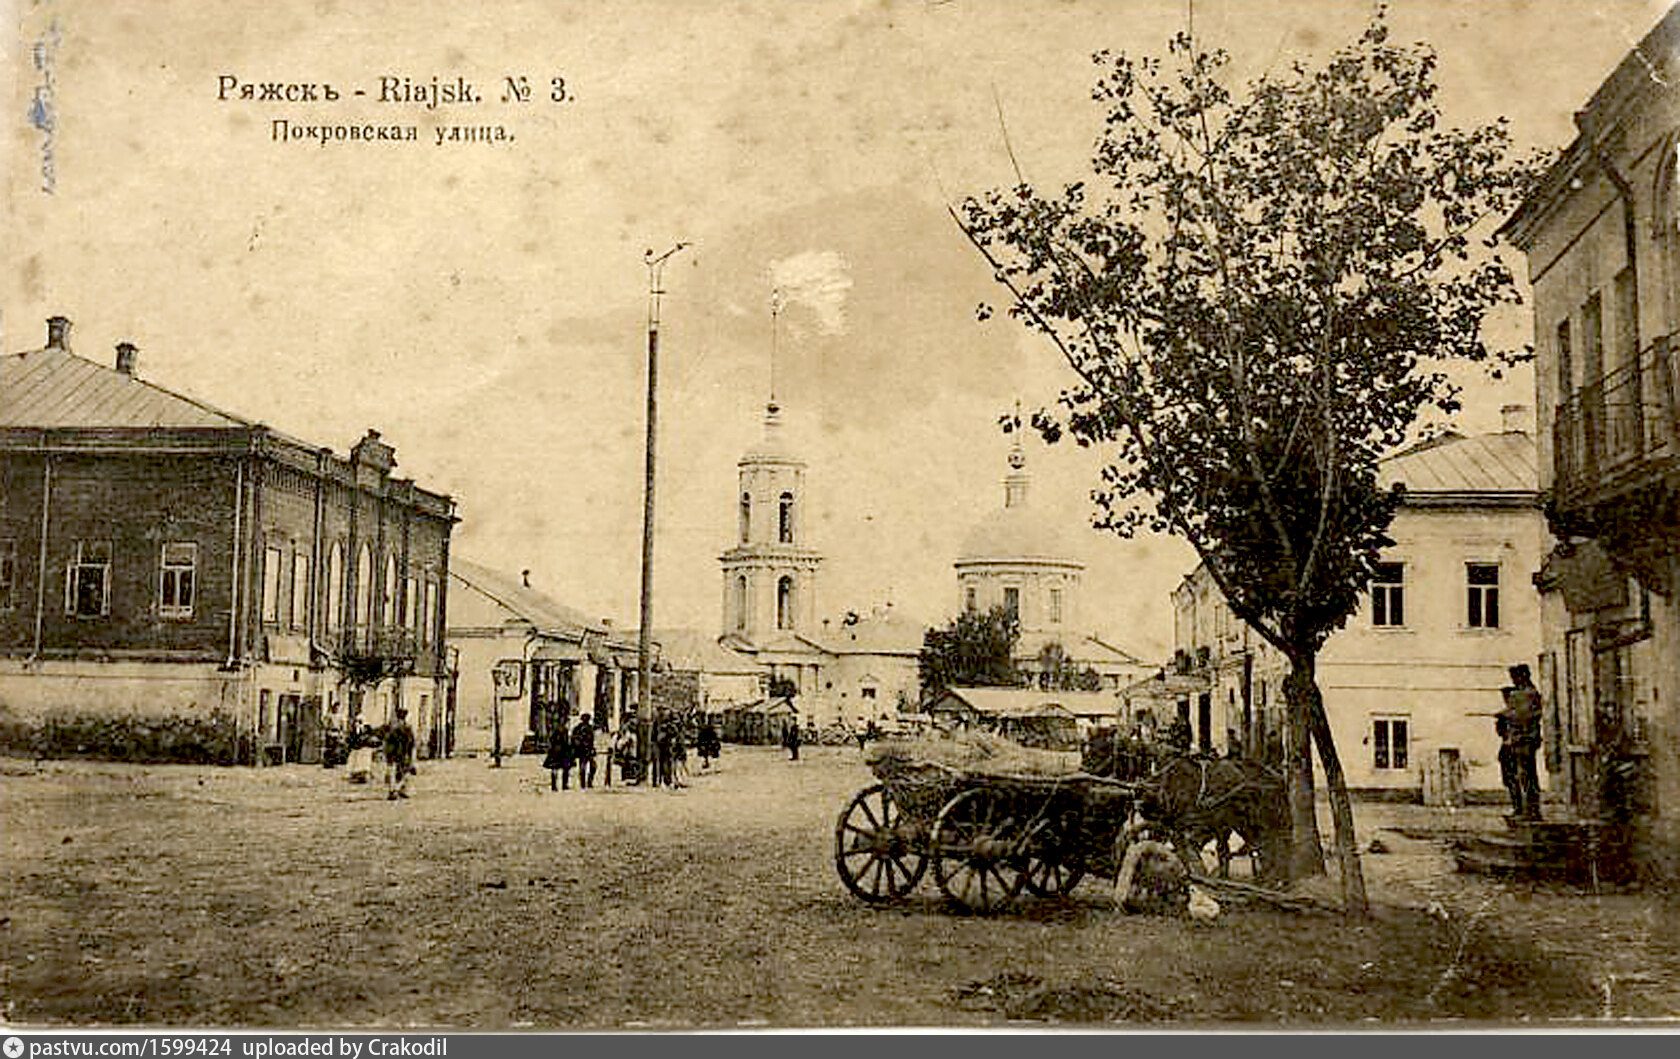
[835,739,1287,914]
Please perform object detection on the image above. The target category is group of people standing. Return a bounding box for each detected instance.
[542,709,723,791]
[542,713,603,791]
[341,709,416,800]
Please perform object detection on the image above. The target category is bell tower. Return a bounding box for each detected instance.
[720,291,823,643]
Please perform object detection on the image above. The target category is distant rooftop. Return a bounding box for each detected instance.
[1379,430,1537,499]
[449,558,625,644]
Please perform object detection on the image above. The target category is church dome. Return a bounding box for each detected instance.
[955,441,1083,568]
[956,504,1083,566]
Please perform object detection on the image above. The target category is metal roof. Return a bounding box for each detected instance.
[934,686,1111,719]
[1378,431,1537,497]
[650,628,763,675]
[448,558,624,644]
[814,610,927,656]
[1,346,250,429]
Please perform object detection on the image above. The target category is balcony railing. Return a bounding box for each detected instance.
[1554,336,1679,505]
[337,626,418,662]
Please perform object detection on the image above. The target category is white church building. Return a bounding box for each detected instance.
[955,438,1153,693]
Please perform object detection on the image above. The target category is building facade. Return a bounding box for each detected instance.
[0,317,456,764]
[446,559,640,759]
[1169,427,1549,799]
[1502,4,1680,878]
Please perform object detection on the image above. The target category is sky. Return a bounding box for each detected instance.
[2,0,1672,660]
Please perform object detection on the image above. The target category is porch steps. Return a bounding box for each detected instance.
[1449,817,1632,884]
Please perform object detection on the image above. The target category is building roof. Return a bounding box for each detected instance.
[1,345,250,429]
[651,628,763,675]
[1378,430,1537,500]
[932,686,1111,720]
[448,558,623,644]
[1018,631,1148,669]
[816,608,927,656]
[956,439,1085,568]
[956,504,1085,567]
[1120,670,1209,700]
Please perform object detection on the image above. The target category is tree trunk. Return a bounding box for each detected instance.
[1282,657,1325,882]
[1288,649,1369,916]
[1303,671,1368,916]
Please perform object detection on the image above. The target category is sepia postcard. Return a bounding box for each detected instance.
[3,0,1680,1034]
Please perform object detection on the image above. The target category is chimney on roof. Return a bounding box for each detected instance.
[46,316,70,350]
[114,342,139,376]
[521,569,531,588]
[1501,404,1530,434]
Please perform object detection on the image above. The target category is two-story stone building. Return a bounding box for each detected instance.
[0,317,456,764]
[1164,424,1549,800]
[1501,3,1680,879]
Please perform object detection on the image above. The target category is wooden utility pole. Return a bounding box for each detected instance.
[637,243,688,780]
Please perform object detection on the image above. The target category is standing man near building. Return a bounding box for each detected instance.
[383,708,415,801]
[571,714,597,790]
[696,717,721,772]
[1497,664,1544,820]
[543,708,574,791]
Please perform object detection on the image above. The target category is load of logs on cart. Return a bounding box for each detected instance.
[834,733,1290,914]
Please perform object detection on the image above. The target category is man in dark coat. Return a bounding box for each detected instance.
[543,712,574,791]
[783,721,801,761]
[1498,664,1544,820]
[696,719,721,772]
[571,716,597,789]
[383,708,415,800]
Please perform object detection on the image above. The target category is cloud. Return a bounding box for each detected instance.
[769,250,853,335]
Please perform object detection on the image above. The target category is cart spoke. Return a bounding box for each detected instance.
[858,797,881,830]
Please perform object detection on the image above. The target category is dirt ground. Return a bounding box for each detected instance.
[0,746,1661,1029]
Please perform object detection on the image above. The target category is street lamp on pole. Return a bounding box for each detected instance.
[637,242,688,781]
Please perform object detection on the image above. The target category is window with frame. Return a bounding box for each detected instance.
[776,575,794,630]
[735,576,748,630]
[325,543,343,631]
[159,541,197,618]
[356,545,373,627]
[1582,292,1604,383]
[1467,563,1500,629]
[739,494,751,543]
[67,540,113,618]
[964,586,976,612]
[261,545,283,624]
[1049,587,1063,624]
[1372,716,1409,771]
[425,578,438,644]
[1371,562,1405,627]
[778,492,795,544]
[0,538,15,611]
[290,551,310,630]
[405,576,418,634]
[1556,319,1573,397]
[381,556,397,625]
[1003,586,1020,620]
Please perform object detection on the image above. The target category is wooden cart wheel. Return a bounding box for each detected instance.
[1020,814,1087,898]
[834,783,927,903]
[931,788,1028,914]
